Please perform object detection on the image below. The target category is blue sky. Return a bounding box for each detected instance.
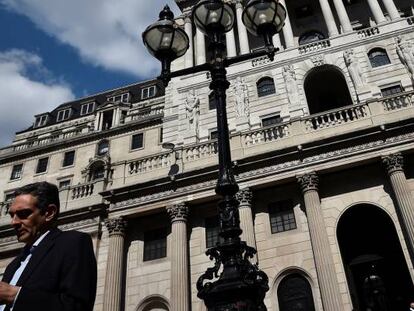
[0,0,180,147]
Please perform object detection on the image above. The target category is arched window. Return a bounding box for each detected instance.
[277,273,315,311]
[257,77,276,97]
[368,48,391,68]
[97,140,109,156]
[299,31,325,45]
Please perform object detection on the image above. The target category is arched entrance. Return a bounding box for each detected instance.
[277,273,316,311]
[304,65,353,114]
[337,204,414,310]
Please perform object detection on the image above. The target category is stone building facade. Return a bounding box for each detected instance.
[1,0,414,310]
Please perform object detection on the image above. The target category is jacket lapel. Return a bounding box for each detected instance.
[16,228,62,286]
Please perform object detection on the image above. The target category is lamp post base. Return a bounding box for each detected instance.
[197,241,269,311]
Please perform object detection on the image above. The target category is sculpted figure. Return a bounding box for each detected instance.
[232,76,249,117]
[344,49,366,87]
[282,65,299,106]
[396,36,414,78]
[185,89,200,136]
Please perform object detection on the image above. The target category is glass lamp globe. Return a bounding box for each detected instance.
[192,0,235,35]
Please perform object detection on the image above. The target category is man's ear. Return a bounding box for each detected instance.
[44,204,57,222]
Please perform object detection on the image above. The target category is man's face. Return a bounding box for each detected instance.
[9,194,48,245]
[411,302,414,308]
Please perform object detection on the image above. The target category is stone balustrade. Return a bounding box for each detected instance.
[357,26,380,38]
[298,39,331,54]
[183,141,218,161]
[304,103,369,131]
[130,105,164,121]
[243,123,290,147]
[382,91,414,111]
[72,182,95,199]
[128,152,171,174]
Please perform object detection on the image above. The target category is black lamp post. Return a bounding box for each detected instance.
[143,1,285,310]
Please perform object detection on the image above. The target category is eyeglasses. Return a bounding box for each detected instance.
[9,208,35,220]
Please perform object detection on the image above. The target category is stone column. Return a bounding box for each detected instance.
[318,0,339,36]
[272,33,283,51]
[167,203,190,311]
[297,173,344,311]
[382,153,414,262]
[332,0,353,32]
[184,14,194,68]
[367,0,386,24]
[195,27,206,65]
[279,0,295,48]
[236,188,257,251]
[235,0,250,54]
[382,0,400,20]
[226,28,237,57]
[103,218,128,311]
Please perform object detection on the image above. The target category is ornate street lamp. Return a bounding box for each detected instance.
[143,1,285,310]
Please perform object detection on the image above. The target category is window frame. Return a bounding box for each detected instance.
[261,114,283,127]
[35,157,49,174]
[380,84,404,97]
[269,200,297,234]
[62,150,76,168]
[368,48,391,68]
[143,228,167,261]
[96,140,109,156]
[80,102,96,116]
[205,215,222,249]
[56,108,71,122]
[108,92,130,103]
[58,179,71,189]
[141,85,157,100]
[130,133,144,151]
[208,91,216,110]
[257,77,276,97]
[10,164,23,181]
[34,114,48,128]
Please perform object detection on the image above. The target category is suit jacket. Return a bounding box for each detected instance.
[2,228,97,311]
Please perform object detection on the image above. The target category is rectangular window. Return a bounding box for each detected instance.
[381,85,403,97]
[36,157,49,174]
[205,216,222,248]
[3,193,14,212]
[159,127,163,143]
[108,93,129,103]
[62,151,75,167]
[58,180,71,189]
[34,115,48,127]
[262,115,282,127]
[269,200,297,234]
[10,164,23,180]
[131,133,144,150]
[141,86,157,100]
[208,92,216,110]
[143,228,167,261]
[209,130,218,140]
[57,109,71,122]
[80,102,95,115]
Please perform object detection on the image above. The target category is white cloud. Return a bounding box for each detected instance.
[0,49,75,147]
[1,0,181,78]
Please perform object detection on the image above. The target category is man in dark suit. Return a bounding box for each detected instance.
[0,182,97,311]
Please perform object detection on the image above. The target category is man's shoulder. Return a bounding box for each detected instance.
[55,229,92,243]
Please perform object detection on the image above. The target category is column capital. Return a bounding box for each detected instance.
[167,203,189,223]
[105,217,127,236]
[382,153,404,174]
[297,172,319,193]
[236,188,253,206]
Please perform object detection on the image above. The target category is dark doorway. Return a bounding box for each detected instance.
[304,65,353,114]
[277,273,316,311]
[337,204,414,310]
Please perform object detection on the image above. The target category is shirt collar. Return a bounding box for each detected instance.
[32,230,50,247]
